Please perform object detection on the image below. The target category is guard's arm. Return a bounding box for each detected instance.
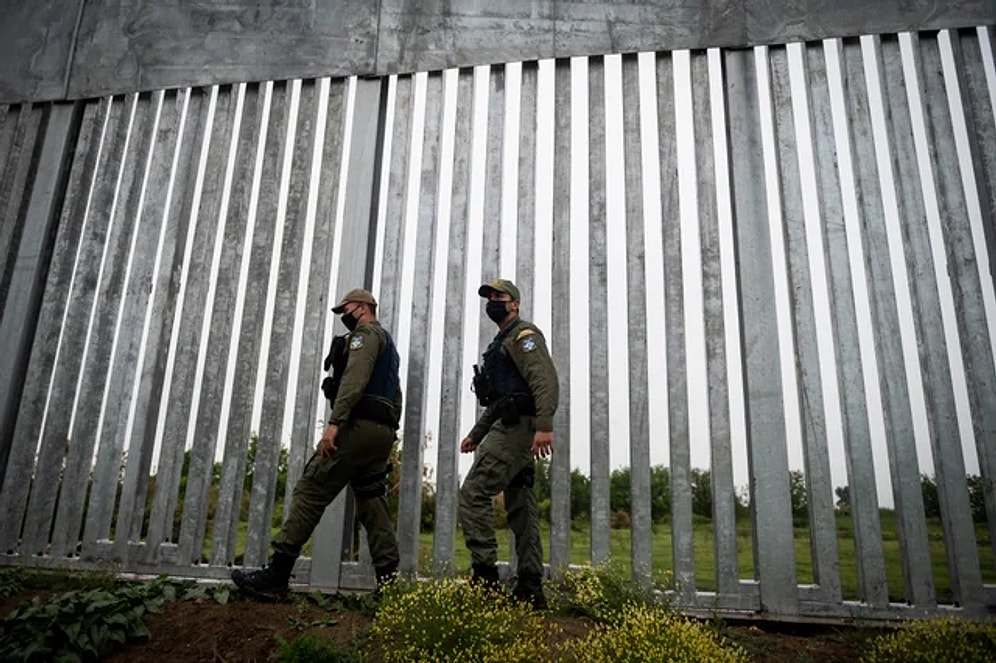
[329,326,382,425]
[508,327,559,432]
[466,405,499,444]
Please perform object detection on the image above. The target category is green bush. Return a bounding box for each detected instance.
[0,568,25,598]
[273,634,361,663]
[369,579,553,662]
[0,576,233,662]
[563,603,749,663]
[861,617,996,663]
[546,563,672,622]
[0,579,170,662]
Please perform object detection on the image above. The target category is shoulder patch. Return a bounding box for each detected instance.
[515,329,535,341]
[521,337,537,352]
[349,335,364,350]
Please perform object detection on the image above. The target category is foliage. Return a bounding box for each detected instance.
[650,465,671,522]
[610,509,631,529]
[788,470,808,522]
[610,467,632,515]
[917,474,988,523]
[545,562,673,623]
[920,475,940,519]
[273,634,361,663]
[535,460,595,522]
[0,568,25,599]
[420,481,436,532]
[369,579,552,662]
[690,469,712,519]
[0,578,168,662]
[287,593,341,630]
[835,485,850,511]
[1,569,117,595]
[966,474,988,524]
[561,603,750,663]
[0,576,233,663]
[861,617,996,663]
[571,467,592,521]
[838,475,987,523]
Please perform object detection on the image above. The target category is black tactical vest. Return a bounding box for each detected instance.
[365,331,400,400]
[483,320,531,397]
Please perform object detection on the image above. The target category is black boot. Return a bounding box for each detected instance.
[231,552,295,599]
[374,563,399,596]
[470,562,502,592]
[512,572,547,610]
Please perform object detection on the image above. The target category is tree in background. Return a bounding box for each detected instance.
[834,485,850,512]
[690,469,712,519]
[966,474,987,523]
[789,470,808,522]
[610,467,631,514]
[649,465,670,522]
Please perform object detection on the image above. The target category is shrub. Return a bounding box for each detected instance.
[0,576,232,662]
[610,510,631,529]
[369,579,554,662]
[563,603,749,663]
[0,568,25,598]
[546,563,672,622]
[0,579,169,662]
[861,617,996,663]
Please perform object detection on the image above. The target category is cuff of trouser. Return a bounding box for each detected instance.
[534,415,553,432]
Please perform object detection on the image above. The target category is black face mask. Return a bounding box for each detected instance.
[486,300,510,323]
[341,307,360,332]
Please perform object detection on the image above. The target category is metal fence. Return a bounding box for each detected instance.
[1,27,994,620]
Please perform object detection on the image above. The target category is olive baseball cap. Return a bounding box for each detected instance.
[478,278,520,301]
[332,288,377,313]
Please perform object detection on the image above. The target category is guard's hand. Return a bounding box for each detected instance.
[319,423,339,458]
[531,431,553,459]
[460,436,479,453]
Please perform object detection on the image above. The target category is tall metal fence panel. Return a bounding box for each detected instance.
[1,27,994,620]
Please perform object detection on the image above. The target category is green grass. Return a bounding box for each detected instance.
[416,513,994,603]
[219,508,994,604]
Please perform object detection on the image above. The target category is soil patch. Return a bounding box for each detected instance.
[104,599,373,663]
[4,587,877,662]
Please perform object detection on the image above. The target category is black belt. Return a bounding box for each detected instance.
[496,393,535,424]
[351,396,400,430]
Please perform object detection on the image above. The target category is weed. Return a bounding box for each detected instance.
[546,562,674,622]
[0,568,25,598]
[861,616,996,663]
[561,603,750,663]
[273,634,361,663]
[369,578,555,662]
[0,577,170,662]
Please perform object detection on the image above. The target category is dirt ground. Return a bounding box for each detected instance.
[2,589,876,662]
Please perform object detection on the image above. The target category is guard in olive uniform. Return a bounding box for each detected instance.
[232,288,402,598]
[459,279,559,609]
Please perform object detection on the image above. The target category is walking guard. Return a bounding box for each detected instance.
[459,278,559,609]
[232,288,402,598]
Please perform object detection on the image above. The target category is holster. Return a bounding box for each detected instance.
[321,335,349,406]
[471,364,494,407]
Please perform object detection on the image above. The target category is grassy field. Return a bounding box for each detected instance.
[412,512,994,603]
